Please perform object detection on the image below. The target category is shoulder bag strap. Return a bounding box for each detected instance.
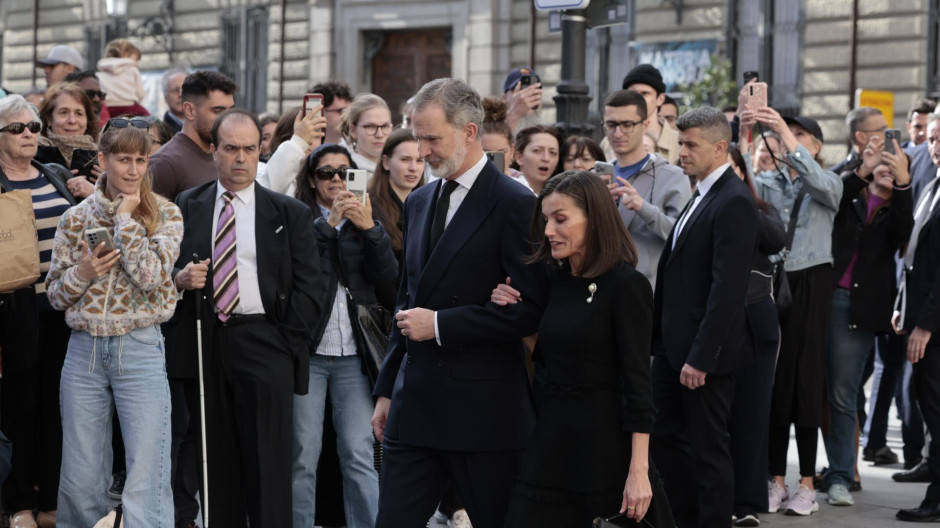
[784,188,808,252]
[0,166,10,193]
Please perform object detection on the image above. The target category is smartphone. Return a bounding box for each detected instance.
[345,169,369,204]
[302,93,323,118]
[70,148,98,181]
[485,151,505,171]
[84,227,115,256]
[743,71,760,84]
[885,128,901,154]
[593,161,616,183]
[520,74,533,88]
[746,82,768,109]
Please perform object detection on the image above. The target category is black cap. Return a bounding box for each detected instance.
[622,64,666,94]
[784,116,824,142]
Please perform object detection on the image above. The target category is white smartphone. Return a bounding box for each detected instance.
[84,227,115,255]
[593,161,616,183]
[345,169,370,204]
[302,93,323,118]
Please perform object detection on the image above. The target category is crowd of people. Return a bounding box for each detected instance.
[1,38,940,528]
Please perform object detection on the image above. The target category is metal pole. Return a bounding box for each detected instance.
[553,9,593,138]
[31,0,39,86]
[848,0,859,110]
[527,2,537,70]
[277,0,287,113]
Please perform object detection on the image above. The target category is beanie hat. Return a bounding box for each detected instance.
[622,64,666,94]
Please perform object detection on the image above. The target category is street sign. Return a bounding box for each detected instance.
[855,89,895,127]
[535,0,590,10]
[586,0,629,28]
[548,11,563,33]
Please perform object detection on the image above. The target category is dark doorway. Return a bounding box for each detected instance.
[371,29,452,125]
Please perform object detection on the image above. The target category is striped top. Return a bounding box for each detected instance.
[7,174,71,309]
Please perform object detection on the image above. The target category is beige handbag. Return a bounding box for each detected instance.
[0,189,40,293]
[92,505,124,528]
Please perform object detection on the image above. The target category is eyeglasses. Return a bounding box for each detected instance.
[85,89,107,100]
[603,119,644,135]
[0,122,41,134]
[324,107,348,115]
[102,117,150,135]
[359,123,392,136]
[858,127,888,134]
[313,165,350,180]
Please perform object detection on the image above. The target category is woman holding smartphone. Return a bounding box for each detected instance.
[45,122,182,527]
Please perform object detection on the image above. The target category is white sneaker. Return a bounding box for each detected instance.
[827,482,854,506]
[449,509,472,528]
[785,484,820,516]
[768,480,789,513]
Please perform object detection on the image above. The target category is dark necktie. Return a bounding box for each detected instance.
[429,180,460,252]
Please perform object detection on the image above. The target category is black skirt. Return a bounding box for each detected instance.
[769,263,835,428]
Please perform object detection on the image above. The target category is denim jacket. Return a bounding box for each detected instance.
[754,144,843,272]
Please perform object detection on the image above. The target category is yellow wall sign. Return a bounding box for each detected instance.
[855,89,894,128]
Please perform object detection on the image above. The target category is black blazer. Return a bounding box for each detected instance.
[164,181,325,394]
[905,178,940,338]
[373,161,548,452]
[832,172,913,332]
[653,169,759,374]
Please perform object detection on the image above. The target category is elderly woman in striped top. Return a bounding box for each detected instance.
[0,94,77,528]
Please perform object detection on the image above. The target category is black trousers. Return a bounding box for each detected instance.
[205,318,294,528]
[0,290,70,512]
[914,343,940,501]
[376,439,522,528]
[170,377,201,527]
[652,354,735,528]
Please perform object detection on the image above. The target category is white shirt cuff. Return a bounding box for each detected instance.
[434,311,441,346]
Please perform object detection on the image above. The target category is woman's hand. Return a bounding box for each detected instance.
[294,108,328,148]
[621,467,653,522]
[344,192,375,231]
[90,162,104,182]
[328,191,358,227]
[67,175,95,198]
[859,136,884,178]
[882,142,911,187]
[491,277,522,305]
[76,240,122,281]
[115,189,141,215]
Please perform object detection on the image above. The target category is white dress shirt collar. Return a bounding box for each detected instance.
[441,153,487,195]
[694,162,730,199]
[216,181,256,206]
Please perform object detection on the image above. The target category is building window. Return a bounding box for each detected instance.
[221,6,269,112]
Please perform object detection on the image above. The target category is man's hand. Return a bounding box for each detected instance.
[396,308,436,341]
[679,363,707,390]
[616,177,644,211]
[505,82,542,130]
[372,396,391,442]
[175,258,210,290]
[908,327,933,364]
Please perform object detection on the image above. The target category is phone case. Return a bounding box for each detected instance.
[345,169,369,203]
[303,94,323,118]
[747,83,768,109]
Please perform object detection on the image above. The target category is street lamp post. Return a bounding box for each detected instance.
[553,9,593,138]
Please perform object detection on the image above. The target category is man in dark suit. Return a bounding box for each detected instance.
[170,108,323,527]
[370,78,547,528]
[896,112,940,523]
[651,106,759,528]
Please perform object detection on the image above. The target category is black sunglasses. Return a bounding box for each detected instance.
[102,117,150,135]
[85,89,107,100]
[0,122,41,135]
[313,165,350,181]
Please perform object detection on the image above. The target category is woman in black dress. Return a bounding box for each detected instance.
[492,171,673,527]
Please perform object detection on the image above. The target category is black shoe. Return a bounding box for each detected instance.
[864,445,900,465]
[894,460,931,483]
[897,499,940,522]
[109,470,126,500]
[907,455,925,470]
[850,480,862,492]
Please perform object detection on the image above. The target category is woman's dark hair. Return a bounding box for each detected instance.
[729,144,771,213]
[293,144,357,209]
[510,125,565,173]
[269,106,301,154]
[481,96,513,144]
[563,136,605,164]
[368,128,424,251]
[527,170,638,278]
[144,115,172,147]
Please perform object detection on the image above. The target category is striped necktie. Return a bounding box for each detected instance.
[213,191,239,321]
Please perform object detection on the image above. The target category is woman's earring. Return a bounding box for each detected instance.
[586,283,597,304]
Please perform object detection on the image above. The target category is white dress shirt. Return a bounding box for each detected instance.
[211,182,265,315]
[672,162,730,249]
[432,153,488,345]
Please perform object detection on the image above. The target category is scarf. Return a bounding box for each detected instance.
[39,132,98,166]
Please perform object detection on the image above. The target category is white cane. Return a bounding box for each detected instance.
[192,253,211,527]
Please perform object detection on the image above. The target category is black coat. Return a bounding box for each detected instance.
[310,215,398,351]
[832,172,913,332]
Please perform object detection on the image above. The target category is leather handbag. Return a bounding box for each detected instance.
[773,188,808,317]
[0,171,40,293]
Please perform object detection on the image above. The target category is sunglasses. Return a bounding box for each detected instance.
[0,122,42,134]
[313,166,350,180]
[102,117,150,135]
[85,89,107,100]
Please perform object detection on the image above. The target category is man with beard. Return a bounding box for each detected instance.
[150,71,236,201]
[371,78,547,527]
[151,70,235,528]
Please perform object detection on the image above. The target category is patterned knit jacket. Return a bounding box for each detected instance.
[45,178,183,336]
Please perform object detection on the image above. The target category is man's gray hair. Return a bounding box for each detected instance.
[846,107,882,141]
[411,78,484,134]
[0,95,41,129]
[676,106,732,146]
[162,67,189,92]
[927,112,940,129]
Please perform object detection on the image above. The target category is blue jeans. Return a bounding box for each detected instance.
[292,355,379,528]
[825,289,875,488]
[57,326,172,528]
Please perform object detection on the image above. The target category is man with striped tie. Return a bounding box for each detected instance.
[170,108,324,527]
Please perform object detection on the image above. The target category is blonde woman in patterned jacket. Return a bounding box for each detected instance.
[45,121,183,528]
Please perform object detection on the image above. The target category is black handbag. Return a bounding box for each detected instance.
[773,188,808,317]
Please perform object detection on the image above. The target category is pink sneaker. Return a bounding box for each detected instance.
[785,484,819,516]
[768,480,789,513]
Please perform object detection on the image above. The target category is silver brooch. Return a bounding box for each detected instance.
[587,283,597,303]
